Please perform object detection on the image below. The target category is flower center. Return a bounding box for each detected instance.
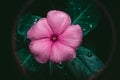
[52,36,57,41]
[51,35,58,41]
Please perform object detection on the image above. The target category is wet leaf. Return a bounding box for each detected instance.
[66,58,92,80]
[65,0,100,36]
[49,62,67,80]
[17,13,40,42]
[66,46,103,80]
[76,46,103,72]
[18,48,48,72]
[16,14,45,72]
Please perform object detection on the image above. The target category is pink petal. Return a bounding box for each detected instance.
[29,39,52,63]
[27,18,53,40]
[47,10,71,35]
[59,25,82,49]
[50,41,76,63]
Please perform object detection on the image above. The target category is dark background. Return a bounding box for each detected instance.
[1,0,120,80]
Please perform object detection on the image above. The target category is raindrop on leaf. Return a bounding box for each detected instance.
[83,28,86,31]
[89,24,93,28]
[78,8,81,10]
[87,52,92,57]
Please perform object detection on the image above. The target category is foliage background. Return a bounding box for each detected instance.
[1,0,120,80]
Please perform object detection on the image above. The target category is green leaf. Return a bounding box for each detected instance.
[16,14,40,50]
[18,48,47,72]
[65,0,100,36]
[49,62,68,80]
[76,46,103,72]
[17,13,40,42]
[16,14,47,72]
[66,46,103,80]
[66,58,93,80]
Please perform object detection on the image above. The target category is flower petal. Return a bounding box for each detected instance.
[50,41,76,63]
[29,39,52,63]
[27,18,53,40]
[59,25,82,49]
[47,10,71,35]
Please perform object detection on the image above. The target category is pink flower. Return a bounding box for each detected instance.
[27,10,82,63]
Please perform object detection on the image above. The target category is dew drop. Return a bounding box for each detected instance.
[78,8,81,10]
[87,52,92,57]
[34,18,38,21]
[34,19,38,24]
[59,62,62,65]
[87,16,90,18]
[89,24,92,28]
[83,28,86,31]
[69,2,74,5]
[57,62,64,69]
[34,22,36,24]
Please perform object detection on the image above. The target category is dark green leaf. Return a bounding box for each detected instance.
[66,46,103,80]
[16,14,40,50]
[66,58,93,80]
[65,0,100,36]
[17,13,40,42]
[18,48,48,72]
[76,46,103,73]
[49,62,68,80]
[16,14,47,72]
